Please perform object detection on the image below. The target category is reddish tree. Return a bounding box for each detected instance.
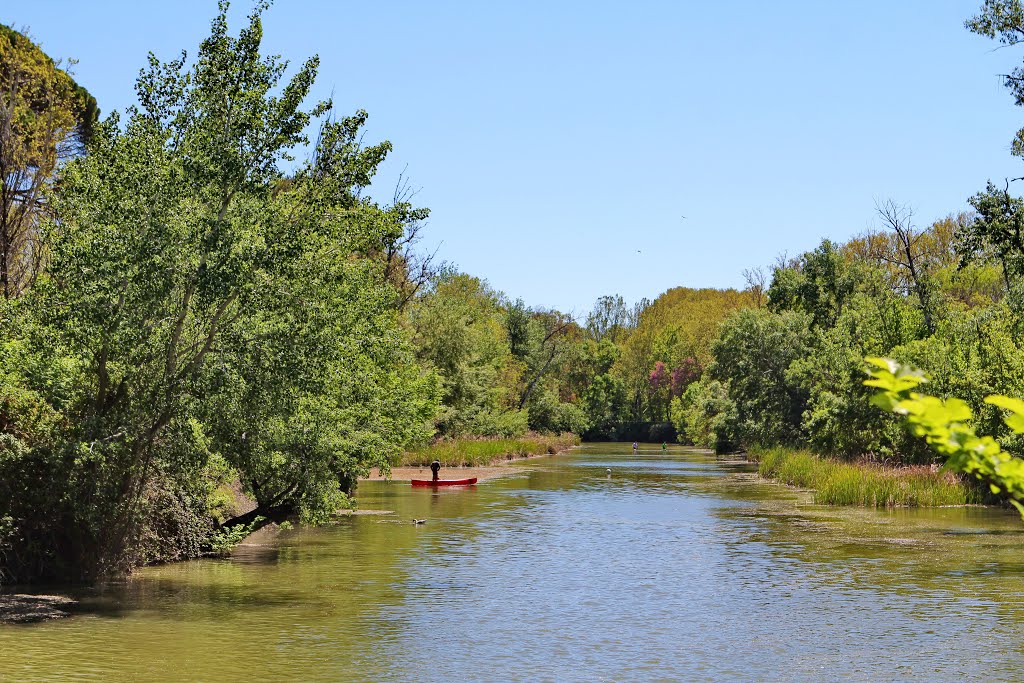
[670,357,701,397]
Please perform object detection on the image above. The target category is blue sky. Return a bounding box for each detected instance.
[8,1,1024,316]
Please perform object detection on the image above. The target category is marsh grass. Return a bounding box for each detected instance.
[752,447,981,507]
[401,433,580,467]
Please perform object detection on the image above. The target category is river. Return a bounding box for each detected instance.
[2,444,1024,681]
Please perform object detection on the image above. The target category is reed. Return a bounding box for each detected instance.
[400,433,580,467]
[751,446,981,507]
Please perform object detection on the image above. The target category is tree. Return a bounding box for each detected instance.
[768,240,857,328]
[961,181,1024,284]
[670,377,736,451]
[516,308,574,410]
[0,25,97,298]
[505,297,533,359]
[585,294,631,342]
[711,308,812,448]
[610,287,748,424]
[408,272,521,436]
[742,266,768,308]
[648,360,671,421]
[378,169,439,311]
[581,372,627,438]
[786,296,923,460]
[967,1,1024,157]
[0,3,437,581]
[870,200,939,334]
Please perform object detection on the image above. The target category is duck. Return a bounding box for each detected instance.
[412,519,426,525]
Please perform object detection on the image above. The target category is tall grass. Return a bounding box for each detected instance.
[400,433,580,467]
[752,447,982,507]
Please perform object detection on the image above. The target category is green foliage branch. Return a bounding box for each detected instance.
[865,357,1024,515]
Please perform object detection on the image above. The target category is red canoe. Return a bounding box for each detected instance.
[411,478,478,487]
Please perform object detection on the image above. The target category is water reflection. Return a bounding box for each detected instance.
[2,444,1024,681]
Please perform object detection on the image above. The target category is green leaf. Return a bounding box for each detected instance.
[869,392,898,412]
[865,356,897,372]
[985,395,1024,433]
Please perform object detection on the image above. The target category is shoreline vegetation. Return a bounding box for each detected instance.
[751,447,984,508]
[398,433,580,468]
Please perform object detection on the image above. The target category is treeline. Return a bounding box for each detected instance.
[674,209,1020,460]
[406,281,753,444]
[667,1,1024,464]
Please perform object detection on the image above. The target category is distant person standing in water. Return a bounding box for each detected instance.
[430,459,441,482]
[632,442,638,454]
[662,442,667,452]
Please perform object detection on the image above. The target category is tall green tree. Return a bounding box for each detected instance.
[768,240,857,328]
[0,25,97,298]
[0,2,437,582]
[409,272,523,436]
[961,182,1024,285]
[967,1,1024,156]
[711,308,812,448]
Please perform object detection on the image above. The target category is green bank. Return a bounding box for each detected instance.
[752,446,983,507]
[400,433,579,467]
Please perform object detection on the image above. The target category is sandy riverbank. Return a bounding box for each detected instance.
[361,448,568,482]
[361,464,528,482]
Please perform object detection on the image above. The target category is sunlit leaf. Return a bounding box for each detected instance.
[869,393,898,412]
[985,395,1024,433]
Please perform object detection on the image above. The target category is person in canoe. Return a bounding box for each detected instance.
[430,459,441,482]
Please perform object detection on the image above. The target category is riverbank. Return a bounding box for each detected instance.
[751,446,983,507]
[396,433,580,468]
[361,434,579,481]
[361,465,528,482]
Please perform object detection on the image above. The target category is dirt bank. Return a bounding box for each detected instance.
[361,464,531,482]
[362,446,571,482]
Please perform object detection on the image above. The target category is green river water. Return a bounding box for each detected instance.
[2,443,1024,682]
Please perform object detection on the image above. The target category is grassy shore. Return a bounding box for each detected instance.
[400,433,579,467]
[751,447,982,507]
